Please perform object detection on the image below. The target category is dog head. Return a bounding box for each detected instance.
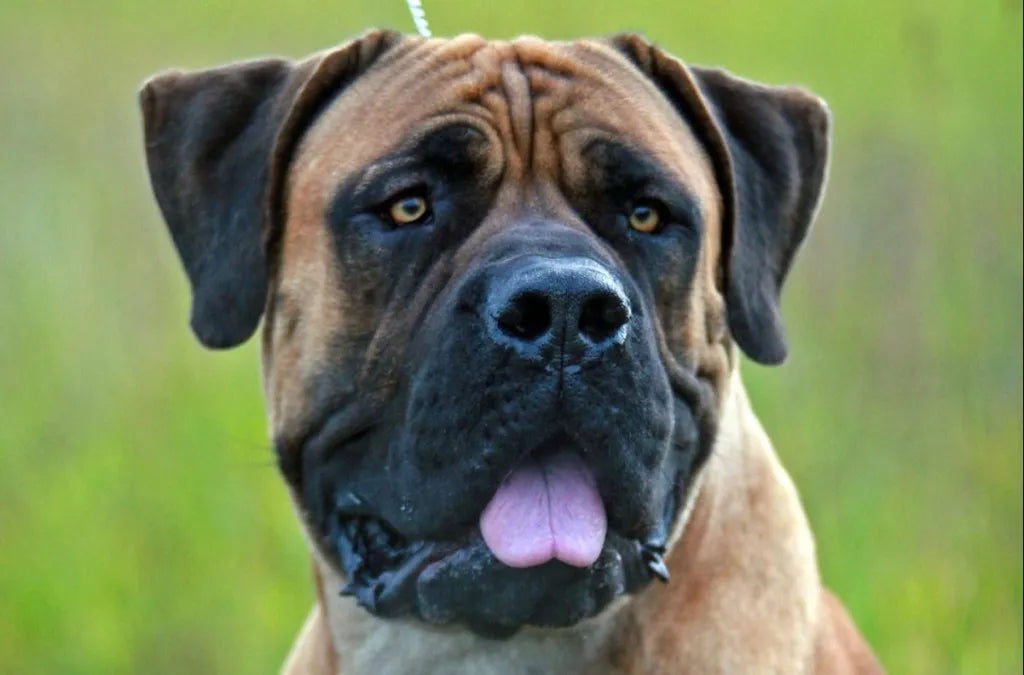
[140,31,829,637]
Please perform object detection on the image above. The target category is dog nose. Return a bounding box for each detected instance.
[489,258,631,359]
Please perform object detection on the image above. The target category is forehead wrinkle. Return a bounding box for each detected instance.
[528,39,688,143]
[543,61,715,210]
[459,43,535,179]
[351,156,412,194]
[290,48,505,198]
[511,41,687,192]
[302,37,504,140]
[344,118,504,200]
[499,59,533,170]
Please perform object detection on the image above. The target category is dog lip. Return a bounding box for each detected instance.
[329,508,458,617]
[326,471,682,631]
[306,408,377,459]
[278,404,377,486]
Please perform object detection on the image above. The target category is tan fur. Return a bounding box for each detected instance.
[263,36,879,674]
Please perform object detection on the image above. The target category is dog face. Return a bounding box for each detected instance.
[141,32,829,637]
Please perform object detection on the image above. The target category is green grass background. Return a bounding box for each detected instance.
[0,0,1020,672]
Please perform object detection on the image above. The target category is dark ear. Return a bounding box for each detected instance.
[610,35,831,365]
[691,66,831,364]
[139,30,402,348]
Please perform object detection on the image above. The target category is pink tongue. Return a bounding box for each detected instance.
[480,451,606,568]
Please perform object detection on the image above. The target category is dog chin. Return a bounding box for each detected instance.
[323,482,681,639]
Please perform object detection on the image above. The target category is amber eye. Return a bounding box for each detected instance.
[628,202,663,233]
[387,194,430,225]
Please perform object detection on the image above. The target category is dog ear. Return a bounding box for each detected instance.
[139,30,402,348]
[610,35,831,365]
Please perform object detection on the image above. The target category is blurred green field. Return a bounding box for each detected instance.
[0,0,1020,672]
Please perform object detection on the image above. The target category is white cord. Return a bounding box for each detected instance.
[406,0,432,38]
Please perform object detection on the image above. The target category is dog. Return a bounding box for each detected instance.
[139,30,882,673]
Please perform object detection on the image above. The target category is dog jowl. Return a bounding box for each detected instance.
[140,32,830,640]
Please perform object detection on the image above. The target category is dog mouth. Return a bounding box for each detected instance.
[330,509,455,618]
[325,450,679,637]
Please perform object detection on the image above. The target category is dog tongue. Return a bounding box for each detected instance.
[480,451,606,568]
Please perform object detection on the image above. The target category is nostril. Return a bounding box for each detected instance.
[496,292,552,342]
[578,292,631,343]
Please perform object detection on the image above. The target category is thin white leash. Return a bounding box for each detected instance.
[405,0,432,38]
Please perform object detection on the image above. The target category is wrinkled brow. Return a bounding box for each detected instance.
[349,122,494,197]
[578,138,704,226]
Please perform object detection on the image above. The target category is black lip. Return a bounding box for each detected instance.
[277,400,376,489]
[325,476,682,636]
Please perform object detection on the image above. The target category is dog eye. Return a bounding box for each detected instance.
[627,201,663,233]
[386,194,431,225]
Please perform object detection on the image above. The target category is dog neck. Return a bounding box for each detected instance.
[284,370,822,674]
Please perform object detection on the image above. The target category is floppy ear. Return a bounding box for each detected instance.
[610,35,831,365]
[139,30,402,348]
